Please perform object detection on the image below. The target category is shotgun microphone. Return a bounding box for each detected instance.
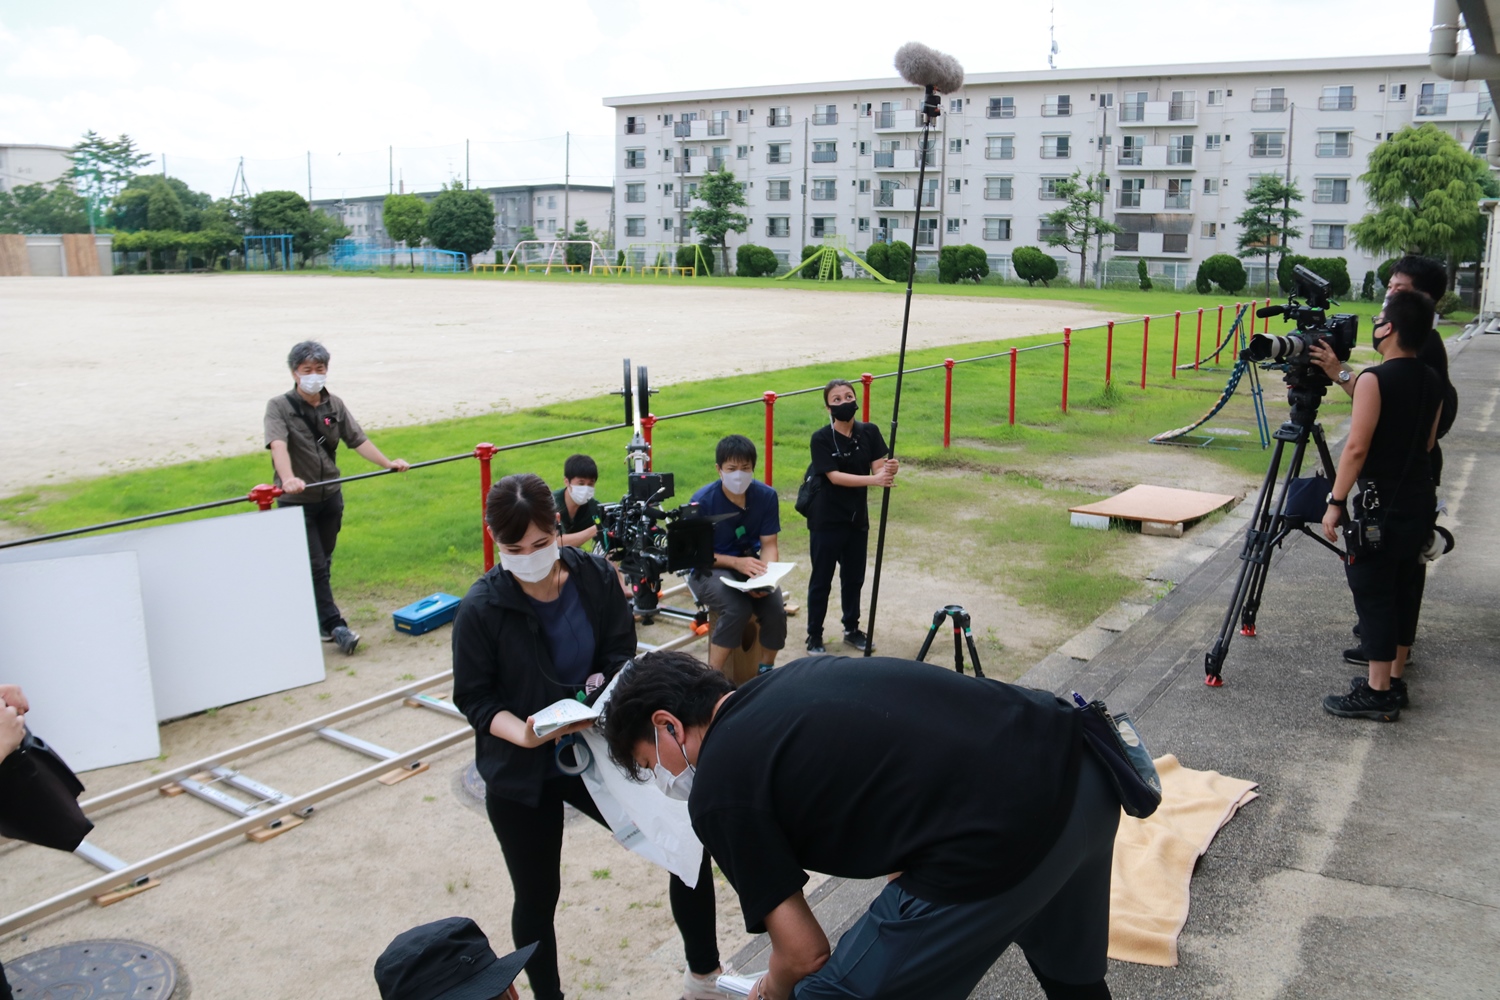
[1256,305,1286,319]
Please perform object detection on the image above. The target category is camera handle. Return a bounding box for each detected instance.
[914,605,985,678]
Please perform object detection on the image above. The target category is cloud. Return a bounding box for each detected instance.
[5,26,139,80]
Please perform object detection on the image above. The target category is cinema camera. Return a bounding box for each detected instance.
[1246,264,1358,384]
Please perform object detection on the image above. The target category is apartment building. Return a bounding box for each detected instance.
[604,55,1489,287]
[0,143,73,194]
[311,182,614,261]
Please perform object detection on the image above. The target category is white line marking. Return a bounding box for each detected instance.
[1475,386,1499,434]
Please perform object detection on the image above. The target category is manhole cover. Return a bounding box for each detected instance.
[10,939,177,999]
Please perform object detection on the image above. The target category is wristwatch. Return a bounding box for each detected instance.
[1326,492,1347,508]
[1337,368,1352,384]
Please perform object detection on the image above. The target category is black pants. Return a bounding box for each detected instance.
[486,777,719,1000]
[806,523,868,640]
[1345,514,1429,663]
[284,494,345,633]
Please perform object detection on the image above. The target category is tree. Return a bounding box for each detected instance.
[146,179,185,232]
[1041,171,1122,284]
[425,181,495,262]
[736,243,779,277]
[68,131,153,230]
[0,182,91,234]
[382,193,428,270]
[686,167,749,275]
[1195,253,1248,294]
[1277,254,1351,297]
[886,240,913,282]
[1361,270,1377,300]
[676,243,714,275]
[1137,258,1152,291]
[565,219,594,266]
[109,175,212,232]
[248,190,349,265]
[1235,174,1304,296]
[1012,245,1057,286]
[938,244,989,283]
[864,241,891,279]
[1350,124,1492,290]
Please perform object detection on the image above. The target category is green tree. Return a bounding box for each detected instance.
[1350,124,1492,290]
[146,178,185,232]
[1195,253,1248,294]
[938,243,990,283]
[1012,245,1057,286]
[1361,270,1377,300]
[248,190,349,265]
[566,219,594,266]
[1278,254,1351,297]
[686,167,749,274]
[382,193,428,270]
[109,175,212,232]
[864,241,891,279]
[1137,258,1152,291]
[676,243,714,275]
[0,182,91,234]
[1041,171,1122,284]
[735,243,779,277]
[425,181,495,262]
[1235,174,1304,296]
[68,131,153,230]
[886,240,913,282]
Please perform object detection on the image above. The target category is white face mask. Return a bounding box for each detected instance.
[500,543,559,583]
[298,373,327,395]
[569,484,595,504]
[720,469,754,495]
[652,726,695,801]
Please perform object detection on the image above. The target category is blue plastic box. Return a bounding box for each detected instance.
[392,592,462,636]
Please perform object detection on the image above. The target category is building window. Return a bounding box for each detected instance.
[857,140,870,156]
[812,141,837,163]
[1170,90,1196,120]
[916,218,938,246]
[948,178,962,194]
[1041,135,1071,159]
[812,217,835,237]
[1316,131,1353,157]
[1315,178,1350,203]
[766,179,791,201]
[858,217,870,232]
[1040,176,1066,200]
[625,183,645,203]
[1207,89,1224,106]
[1099,93,1114,108]
[1118,177,1143,208]
[1252,87,1287,112]
[1311,223,1346,249]
[625,217,645,237]
[736,109,749,123]
[983,218,1012,241]
[1205,133,1222,151]
[1163,233,1189,253]
[1390,83,1407,102]
[984,135,1014,160]
[547,196,556,209]
[625,148,645,169]
[766,216,790,238]
[1114,232,1139,251]
[1168,134,1193,165]
[1320,85,1356,111]
[1250,132,1285,157]
[1417,82,1450,116]
[1043,95,1072,117]
[1166,178,1192,210]
[625,115,645,135]
[662,218,673,231]
[984,176,1013,200]
[768,106,791,127]
[1118,134,1143,165]
[813,104,838,125]
[949,138,963,154]
[1202,222,1218,239]
[944,218,960,235]
[988,96,1016,118]
[1121,91,1147,122]
[949,98,964,114]
[737,145,748,159]
[1203,177,1220,195]
[812,178,837,201]
[767,143,790,165]
[860,103,872,117]
[1038,220,1063,241]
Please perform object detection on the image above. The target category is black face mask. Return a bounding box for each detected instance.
[830,400,859,422]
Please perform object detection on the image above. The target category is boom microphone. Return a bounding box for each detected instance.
[894,42,965,94]
[1256,305,1287,319]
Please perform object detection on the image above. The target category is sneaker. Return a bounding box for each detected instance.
[319,629,335,643]
[1343,646,1369,667]
[330,625,360,655]
[1351,675,1409,709]
[683,963,734,1000]
[806,637,826,654]
[1323,679,1400,721]
[843,630,874,653]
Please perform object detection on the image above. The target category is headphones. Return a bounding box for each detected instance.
[665,721,677,736]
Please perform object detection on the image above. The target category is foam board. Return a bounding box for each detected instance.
[0,552,160,771]
[0,507,325,720]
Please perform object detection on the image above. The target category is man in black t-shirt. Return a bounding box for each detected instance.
[603,652,1119,1000]
[553,453,604,548]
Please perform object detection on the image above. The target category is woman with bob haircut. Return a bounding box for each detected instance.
[451,472,723,1000]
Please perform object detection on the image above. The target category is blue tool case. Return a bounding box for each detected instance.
[392,592,462,636]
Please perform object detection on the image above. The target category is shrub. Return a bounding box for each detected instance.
[1376,259,1397,289]
[1012,246,1057,286]
[616,250,625,267]
[886,241,913,282]
[1434,290,1463,316]
[1361,270,1376,300]
[735,243,779,277]
[676,244,714,275]
[863,241,891,279]
[1195,268,1212,294]
[1196,253,1247,294]
[1279,254,1350,297]
[938,243,990,283]
[1137,258,1152,291]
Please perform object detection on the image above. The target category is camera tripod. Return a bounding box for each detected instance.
[915,605,985,678]
[1203,377,1346,686]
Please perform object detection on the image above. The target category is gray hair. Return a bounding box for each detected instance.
[287,340,331,370]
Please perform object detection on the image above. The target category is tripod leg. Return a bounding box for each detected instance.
[1241,432,1313,635]
[952,620,965,675]
[962,628,985,679]
[914,608,946,663]
[1205,437,1289,683]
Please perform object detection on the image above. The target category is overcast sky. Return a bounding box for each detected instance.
[0,0,1435,202]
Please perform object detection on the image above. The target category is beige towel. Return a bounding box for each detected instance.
[1107,754,1259,967]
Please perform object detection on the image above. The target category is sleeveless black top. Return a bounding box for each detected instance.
[1356,357,1439,516]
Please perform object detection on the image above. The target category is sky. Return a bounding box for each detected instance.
[0,0,1435,202]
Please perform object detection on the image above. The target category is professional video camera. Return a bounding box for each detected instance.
[1245,264,1358,386]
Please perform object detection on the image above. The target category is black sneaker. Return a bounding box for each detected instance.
[1351,675,1408,709]
[320,629,335,643]
[806,637,826,654]
[331,625,360,656]
[843,630,873,653]
[1343,646,1369,667]
[1323,679,1400,721]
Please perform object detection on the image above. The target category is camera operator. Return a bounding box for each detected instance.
[603,652,1120,1000]
[1320,291,1442,722]
[803,380,898,655]
[0,684,30,1000]
[553,453,605,548]
[451,474,724,1000]
[689,435,787,677]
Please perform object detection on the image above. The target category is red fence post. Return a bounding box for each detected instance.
[762,392,777,487]
[860,373,873,422]
[640,413,656,472]
[1061,328,1071,413]
[942,358,955,448]
[1105,320,1114,385]
[1140,315,1150,390]
[1263,298,1271,334]
[1217,305,1224,354]
[1171,311,1181,380]
[248,484,282,511]
[1195,308,1204,370]
[1231,302,1240,352]
[475,442,497,571]
[1008,348,1018,426]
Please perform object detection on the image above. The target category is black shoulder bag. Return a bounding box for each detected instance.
[285,389,338,461]
[0,728,94,852]
[1072,694,1162,819]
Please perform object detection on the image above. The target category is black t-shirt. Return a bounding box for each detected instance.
[807,422,889,529]
[689,655,1081,934]
[1417,326,1457,485]
[1357,357,1440,516]
[553,487,604,537]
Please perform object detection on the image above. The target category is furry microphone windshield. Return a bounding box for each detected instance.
[893,42,965,94]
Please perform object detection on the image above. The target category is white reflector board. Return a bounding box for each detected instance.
[0,551,160,771]
[0,507,324,721]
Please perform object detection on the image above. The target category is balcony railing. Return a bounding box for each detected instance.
[1251,97,1288,112]
[765,224,789,237]
[983,226,1011,241]
[915,230,936,246]
[1165,192,1191,209]
[766,187,791,202]
[812,225,837,238]
[984,146,1015,160]
[987,104,1017,118]
[624,122,646,135]
[1315,142,1352,157]
[1249,142,1285,157]
[921,191,938,208]
[624,190,646,203]
[1037,227,1063,241]
[624,157,646,169]
[1311,232,1346,250]
[874,190,894,207]
[673,193,693,208]
[1168,100,1196,120]
[1040,145,1072,159]
[1118,148,1143,165]
[708,121,726,136]
[704,156,725,171]
[876,111,894,128]
[983,186,1013,200]
[1118,191,1142,208]
[1040,186,1064,200]
[1042,102,1073,117]
[767,112,791,127]
[1318,95,1356,111]
[1415,99,1449,116]
[766,150,791,164]
[673,156,693,172]
[1119,103,1145,122]
[1168,148,1193,165]
[811,149,838,163]
[1163,234,1189,253]
[874,151,894,167]
[1313,189,1350,204]
[811,188,838,201]
[674,122,693,137]
[1114,232,1140,251]
[812,111,838,125]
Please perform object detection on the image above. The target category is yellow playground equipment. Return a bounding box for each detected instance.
[778,236,896,284]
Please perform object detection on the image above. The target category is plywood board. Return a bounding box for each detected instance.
[1069,485,1237,525]
[62,234,101,276]
[0,552,160,771]
[0,507,325,721]
[0,234,30,276]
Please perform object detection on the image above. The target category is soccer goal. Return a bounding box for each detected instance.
[493,240,613,275]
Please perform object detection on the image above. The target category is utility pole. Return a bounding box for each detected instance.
[465,139,470,189]
[1282,103,1295,283]
[564,131,571,237]
[307,151,312,203]
[1096,103,1109,289]
[389,146,393,195]
[162,153,167,178]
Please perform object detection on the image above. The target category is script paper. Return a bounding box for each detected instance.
[531,698,601,738]
[721,561,796,592]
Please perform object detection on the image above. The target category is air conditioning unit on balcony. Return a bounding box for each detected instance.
[1417,105,1434,115]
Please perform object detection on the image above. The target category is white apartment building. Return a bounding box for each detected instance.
[0,143,73,194]
[604,55,1490,287]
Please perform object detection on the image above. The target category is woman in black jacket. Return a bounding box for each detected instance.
[452,474,722,1000]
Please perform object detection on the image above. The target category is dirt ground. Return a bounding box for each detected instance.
[0,274,1114,497]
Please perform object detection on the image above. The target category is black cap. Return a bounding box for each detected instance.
[374,917,536,1000]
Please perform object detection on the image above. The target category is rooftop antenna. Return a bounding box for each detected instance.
[1048,1,1060,70]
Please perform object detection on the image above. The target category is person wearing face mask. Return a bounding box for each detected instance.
[688,435,788,678]
[802,379,897,655]
[451,473,723,1000]
[264,340,409,655]
[1319,291,1443,722]
[552,454,604,548]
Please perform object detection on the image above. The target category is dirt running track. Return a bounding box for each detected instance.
[0,275,1112,496]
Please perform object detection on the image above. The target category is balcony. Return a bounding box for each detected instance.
[874,149,935,170]
[1167,147,1193,166]
[624,190,646,204]
[874,190,894,207]
[1164,191,1191,210]
[674,122,693,137]
[811,149,838,163]
[1249,141,1285,158]
[766,187,791,202]
[1415,99,1449,116]
[1117,188,1167,212]
[811,188,838,201]
[1163,233,1189,253]
[920,190,939,208]
[916,230,936,246]
[1315,142,1352,158]
[767,112,791,127]
[1040,186,1065,200]
[1042,102,1073,117]
[812,224,838,238]
[707,121,726,136]
[624,121,646,135]
[1251,97,1288,112]
[1040,144,1072,159]
[766,150,791,165]
[1118,148,1143,165]
[624,156,646,170]
[983,186,1013,200]
[1037,226,1063,242]
[1120,103,1145,122]
[1117,190,1141,208]
[987,104,1017,119]
[812,111,838,125]
[765,224,790,238]
[674,156,722,174]
[1114,232,1139,251]
[673,193,694,208]
[1168,100,1197,121]
[1318,95,1357,111]
[984,146,1015,160]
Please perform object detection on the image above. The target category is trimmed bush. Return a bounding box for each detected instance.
[1196,253,1247,294]
[735,243,779,277]
[1361,270,1376,300]
[1435,290,1463,316]
[886,241,913,282]
[864,241,891,279]
[616,250,625,267]
[676,244,714,275]
[1377,259,1397,289]
[1012,246,1057,286]
[1279,254,1350,297]
[938,243,989,283]
[1137,258,1152,291]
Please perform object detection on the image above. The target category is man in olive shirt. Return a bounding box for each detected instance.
[265,341,409,654]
